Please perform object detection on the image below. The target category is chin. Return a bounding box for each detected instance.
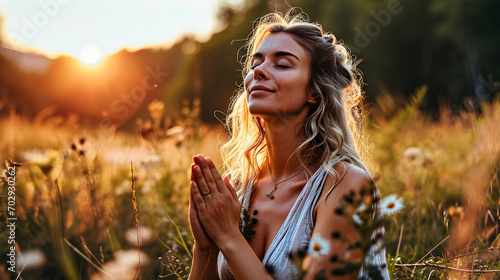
[248,102,268,115]
[248,108,270,118]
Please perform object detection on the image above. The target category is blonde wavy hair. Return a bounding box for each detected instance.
[220,11,372,197]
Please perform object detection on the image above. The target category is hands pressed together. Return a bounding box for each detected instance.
[189,155,242,252]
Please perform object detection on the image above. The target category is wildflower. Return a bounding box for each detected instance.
[100,146,152,166]
[147,99,165,122]
[91,250,149,279]
[308,234,330,257]
[403,147,430,167]
[139,155,162,170]
[352,213,363,225]
[352,204,368,225]
[115,250,149,267]
[380,194,404,215]
[22,149,60,174]
[165,126,186,145]
[124,227,153,246]
[17,249,46,270]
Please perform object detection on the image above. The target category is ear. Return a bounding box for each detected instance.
[306,87,318,104]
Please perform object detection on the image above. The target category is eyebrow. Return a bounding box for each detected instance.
[252,51,300,61]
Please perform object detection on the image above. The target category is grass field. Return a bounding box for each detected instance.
[1,90,499,279]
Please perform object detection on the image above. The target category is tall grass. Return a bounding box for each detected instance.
[0,92,499,279]
[371,88,500,278]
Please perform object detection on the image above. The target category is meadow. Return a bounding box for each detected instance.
[1,88,500,279]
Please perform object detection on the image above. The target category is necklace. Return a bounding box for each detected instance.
[266,164,305,199]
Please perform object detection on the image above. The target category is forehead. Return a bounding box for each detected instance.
[253,33,308,61]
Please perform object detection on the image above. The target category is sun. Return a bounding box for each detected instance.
[79,44,102,65]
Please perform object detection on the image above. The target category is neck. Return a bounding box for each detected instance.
[263,115,305,179]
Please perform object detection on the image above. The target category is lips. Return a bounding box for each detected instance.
[249,85,275,95]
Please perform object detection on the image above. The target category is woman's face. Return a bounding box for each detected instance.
[244,33,316,120]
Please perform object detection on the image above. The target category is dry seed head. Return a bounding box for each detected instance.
[448,205,465,220]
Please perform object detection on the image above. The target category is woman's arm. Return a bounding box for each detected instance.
[188,163,219,280]
[304,164,373,280]
[216,232,274,280]
[188,245,219,280]
[191,155,275,280]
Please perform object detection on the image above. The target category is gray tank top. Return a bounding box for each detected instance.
[217,157,390,279]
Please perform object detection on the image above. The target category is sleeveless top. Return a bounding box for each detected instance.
[217,157,390,279]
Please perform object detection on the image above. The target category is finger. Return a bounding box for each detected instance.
[194,155,219,194]
[206,157,225,193]
[193,164,212,198]
[189,189,201,225]
[189,191,198,223]
[190,163,196,181]
[189,184,198,211]
[224,176,238,202]
[191,181,207,210]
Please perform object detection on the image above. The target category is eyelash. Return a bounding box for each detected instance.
[275,64,290,69]
[250,64,290,70]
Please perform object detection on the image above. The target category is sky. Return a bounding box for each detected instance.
[0,0,242,62]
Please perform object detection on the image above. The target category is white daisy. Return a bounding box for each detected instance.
[352,204,368,225]
[380,194,404,215]
[17,249,46,270]
[124,226,154,246]
[22,149,60,174]
[308,234,330,256]
[140,154,162,170]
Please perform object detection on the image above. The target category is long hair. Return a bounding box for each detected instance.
[220,11,372,197]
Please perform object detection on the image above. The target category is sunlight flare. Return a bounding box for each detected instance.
[79,44,102,65]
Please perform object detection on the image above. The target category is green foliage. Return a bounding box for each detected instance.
[240,208,258,242]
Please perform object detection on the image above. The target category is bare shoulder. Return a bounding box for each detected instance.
[337,163,371,195]
[314,162,371,219]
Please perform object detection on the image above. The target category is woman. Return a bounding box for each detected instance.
[188,11,389,280]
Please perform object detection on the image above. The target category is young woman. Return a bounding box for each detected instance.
[188,11,389,280]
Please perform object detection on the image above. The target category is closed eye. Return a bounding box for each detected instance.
[275,64,290,69]
[250,63,261,70]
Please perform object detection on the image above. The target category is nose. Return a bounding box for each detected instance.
[252,63,269,80]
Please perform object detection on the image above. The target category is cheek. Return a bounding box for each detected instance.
[284,75,309,95]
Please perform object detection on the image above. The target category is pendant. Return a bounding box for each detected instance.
[266,193,274,199]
